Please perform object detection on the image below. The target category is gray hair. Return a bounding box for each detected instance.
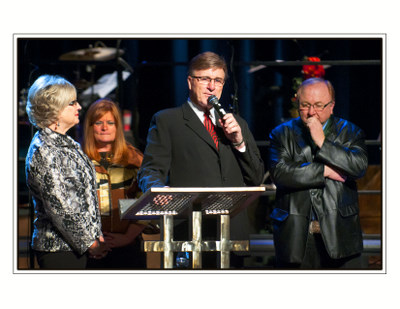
[296,77,336,103]
[26,75,76,128]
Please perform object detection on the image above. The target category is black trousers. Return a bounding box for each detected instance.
[276,233,362,269]
[35,251,87,269]
[86,241,146,269]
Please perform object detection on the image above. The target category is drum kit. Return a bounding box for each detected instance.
[59,45,124,62]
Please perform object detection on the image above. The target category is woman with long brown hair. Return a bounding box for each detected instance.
[83,98,148,269]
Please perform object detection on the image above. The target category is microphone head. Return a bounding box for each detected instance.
[207,95,226,117]
[207,95,219,107]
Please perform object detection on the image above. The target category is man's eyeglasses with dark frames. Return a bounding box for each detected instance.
[299,101,332,112]
[191,76,225,87]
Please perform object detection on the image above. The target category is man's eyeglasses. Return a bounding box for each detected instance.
[299,101,332,112]
[191,76,225,87]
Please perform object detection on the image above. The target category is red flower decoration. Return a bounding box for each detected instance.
[302,57,325,80]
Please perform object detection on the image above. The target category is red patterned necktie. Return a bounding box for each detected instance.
[204,112,219,150]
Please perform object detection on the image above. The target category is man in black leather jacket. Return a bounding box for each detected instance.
[268,78,368,269]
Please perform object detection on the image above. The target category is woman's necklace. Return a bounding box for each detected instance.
[99,152,113,170]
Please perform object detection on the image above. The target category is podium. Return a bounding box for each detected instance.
[119,187,265,269]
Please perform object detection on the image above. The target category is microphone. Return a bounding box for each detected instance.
[207,95,227,118]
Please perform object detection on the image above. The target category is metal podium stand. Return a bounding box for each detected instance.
[119,187,265,269]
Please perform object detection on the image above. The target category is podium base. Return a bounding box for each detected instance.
[143,212,249,269]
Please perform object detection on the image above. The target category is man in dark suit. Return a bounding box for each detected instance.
[268,77,368,269]
[137,51,264,268]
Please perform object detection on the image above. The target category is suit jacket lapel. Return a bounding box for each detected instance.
[182,102,219,152]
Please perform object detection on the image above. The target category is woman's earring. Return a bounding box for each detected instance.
[55,121,60,131]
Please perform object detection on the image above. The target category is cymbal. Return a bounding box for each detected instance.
[59,47,124,61]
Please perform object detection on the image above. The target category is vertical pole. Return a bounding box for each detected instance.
[172,40,188,107]
[220,215,230,269]
[192,211,202,269]
[200,40,217,53]
[239,40,254,129]
[163,215,174,269]
[274,40,284,125]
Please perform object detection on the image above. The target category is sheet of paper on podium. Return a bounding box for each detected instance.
[119,186,265,220]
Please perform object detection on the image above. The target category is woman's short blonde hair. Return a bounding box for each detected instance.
[26,75,76,128]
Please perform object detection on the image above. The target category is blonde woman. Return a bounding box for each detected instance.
[25,75,109,269]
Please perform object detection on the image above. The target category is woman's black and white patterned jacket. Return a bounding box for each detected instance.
[26,127,103,255]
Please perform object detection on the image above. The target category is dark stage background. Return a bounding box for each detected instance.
[17,37,382,141]
[16,38,383,268]
[17,37,383,198]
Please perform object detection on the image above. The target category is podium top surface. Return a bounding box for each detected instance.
[119,186,265,220]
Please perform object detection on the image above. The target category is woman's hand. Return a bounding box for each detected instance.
[103,223,146,248]
[103,232,132,248]
[88,237,111,259]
